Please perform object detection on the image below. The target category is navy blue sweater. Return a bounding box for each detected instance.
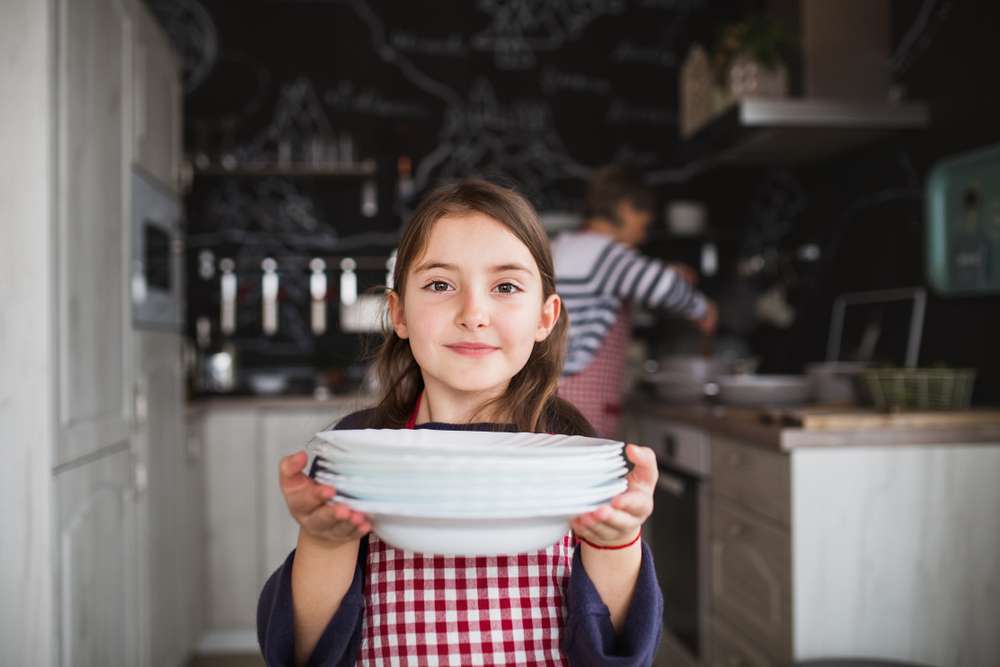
[257,409,663,665]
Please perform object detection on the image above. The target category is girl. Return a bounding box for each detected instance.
[258,179,662,666]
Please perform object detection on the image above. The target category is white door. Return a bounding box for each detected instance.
[55,447,141,667]
[55,0,140,664]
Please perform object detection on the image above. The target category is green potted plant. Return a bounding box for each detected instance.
[712,17,795,104]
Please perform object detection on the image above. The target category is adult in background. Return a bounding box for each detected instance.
[553,165,718,437]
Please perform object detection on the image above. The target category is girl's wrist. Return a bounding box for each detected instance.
[298,528,361,553]
[578,527,642,551]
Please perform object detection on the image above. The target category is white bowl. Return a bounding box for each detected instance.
[372,514,574,557]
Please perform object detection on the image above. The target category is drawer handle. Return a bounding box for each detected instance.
[727,522,744,538]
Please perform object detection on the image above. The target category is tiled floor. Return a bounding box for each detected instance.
[188,653,265,667]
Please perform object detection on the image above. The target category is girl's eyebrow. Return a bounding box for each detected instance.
[413,260,534,274]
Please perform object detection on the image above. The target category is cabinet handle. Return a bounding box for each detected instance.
[656,472,686,497]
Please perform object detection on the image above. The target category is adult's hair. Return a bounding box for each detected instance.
[584,165,656,225]
[370,178,593,435]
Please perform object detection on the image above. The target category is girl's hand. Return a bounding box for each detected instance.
[279,450,371,546]
[571,444,657,548]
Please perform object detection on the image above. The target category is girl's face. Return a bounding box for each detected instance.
[388,212,560,400]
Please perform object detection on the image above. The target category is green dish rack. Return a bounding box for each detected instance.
[863,368,977,411]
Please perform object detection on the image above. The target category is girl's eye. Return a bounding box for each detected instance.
[425,280,452,292]
[494,282,522,295]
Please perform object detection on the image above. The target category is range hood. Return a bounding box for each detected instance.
[657,97,930,182]
[647,0,929,183]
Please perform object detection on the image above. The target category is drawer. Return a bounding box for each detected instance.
[707,616,778,667]
[711,437,790,526]
[710,498,792,663]
[640,419,710,476]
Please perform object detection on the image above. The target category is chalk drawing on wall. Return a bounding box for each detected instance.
[472,0,626,69]
[410,78,592,210]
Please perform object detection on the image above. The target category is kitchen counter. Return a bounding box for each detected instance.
[627,396,1000,452]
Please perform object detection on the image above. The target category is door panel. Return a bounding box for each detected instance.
[57,0,131,465]
[56,447,139,667]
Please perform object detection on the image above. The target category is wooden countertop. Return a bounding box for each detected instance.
[627,397,1000,452]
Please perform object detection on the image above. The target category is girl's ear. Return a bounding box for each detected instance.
[535,293,561,341]
[387,290,409,339]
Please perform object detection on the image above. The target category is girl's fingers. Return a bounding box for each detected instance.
[572,505,642,543]
[624,444,658,490]
[610,489,653,519]
[285,479,335,517]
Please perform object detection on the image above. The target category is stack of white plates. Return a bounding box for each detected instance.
[311,429,628,556]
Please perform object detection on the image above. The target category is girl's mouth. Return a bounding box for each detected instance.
[446,343,500,357]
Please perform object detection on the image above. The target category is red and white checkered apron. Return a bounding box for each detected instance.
[356,398,574,666]
[558,306,631,438]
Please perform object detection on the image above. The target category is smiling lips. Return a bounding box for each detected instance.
[446,342,500,356]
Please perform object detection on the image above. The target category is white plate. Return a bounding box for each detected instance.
[314,472,625,496]
[313,429,624,457]
[315,447,625,466]
[372,514,574,557]
[313,456,626,475]
[317,475,627,505]
[330,495,613,519]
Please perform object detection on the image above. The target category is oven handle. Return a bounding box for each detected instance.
[656,470,687,497]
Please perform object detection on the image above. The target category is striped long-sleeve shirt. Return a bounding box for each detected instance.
[552,230,708,377]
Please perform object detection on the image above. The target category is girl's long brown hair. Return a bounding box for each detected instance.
[369,178,592,435]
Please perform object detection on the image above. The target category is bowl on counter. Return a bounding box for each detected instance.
[805,361,871,405]
[716,374,813,407]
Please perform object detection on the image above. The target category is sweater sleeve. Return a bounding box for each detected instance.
[257,542,368,667]
[562,540,663,666]
[603,245,707,321]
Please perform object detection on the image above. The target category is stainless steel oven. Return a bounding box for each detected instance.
[131,168,183,330]
[644,420,711,664]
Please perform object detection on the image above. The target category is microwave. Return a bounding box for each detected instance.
[131,168,184,330]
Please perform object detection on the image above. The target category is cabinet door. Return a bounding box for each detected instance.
[135,331,203,667]
[56,448,140,667]
[710,497,792,663]
[707,616,777,667]
[711,438,790,526]
[203,407,261,630]
[132,3,181,191]
[56,0,132,466]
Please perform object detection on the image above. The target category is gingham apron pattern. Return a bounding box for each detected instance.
[558,306,631,439]
[357,534,574,666]
[356,398,574,666]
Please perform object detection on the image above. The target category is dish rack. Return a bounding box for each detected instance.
[863,368,977,411]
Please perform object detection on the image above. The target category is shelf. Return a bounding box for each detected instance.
[666,98,930,181]
[191,160,376,178]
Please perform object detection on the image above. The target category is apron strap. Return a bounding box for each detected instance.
[404,392,422,429]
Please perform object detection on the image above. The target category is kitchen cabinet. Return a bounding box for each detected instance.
[198,399,356,645]
[2,0,194,664]
[135,331,204,667]
[56,0,133,468]
[629,409,1000,667]
[131,4,182,191]
[56,447,142,667]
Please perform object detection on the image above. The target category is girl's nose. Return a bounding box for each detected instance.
[457,290,490,329]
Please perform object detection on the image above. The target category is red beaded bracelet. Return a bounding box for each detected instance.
[578,528,642,550]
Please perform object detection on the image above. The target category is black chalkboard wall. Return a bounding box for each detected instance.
[153,0,754,382]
